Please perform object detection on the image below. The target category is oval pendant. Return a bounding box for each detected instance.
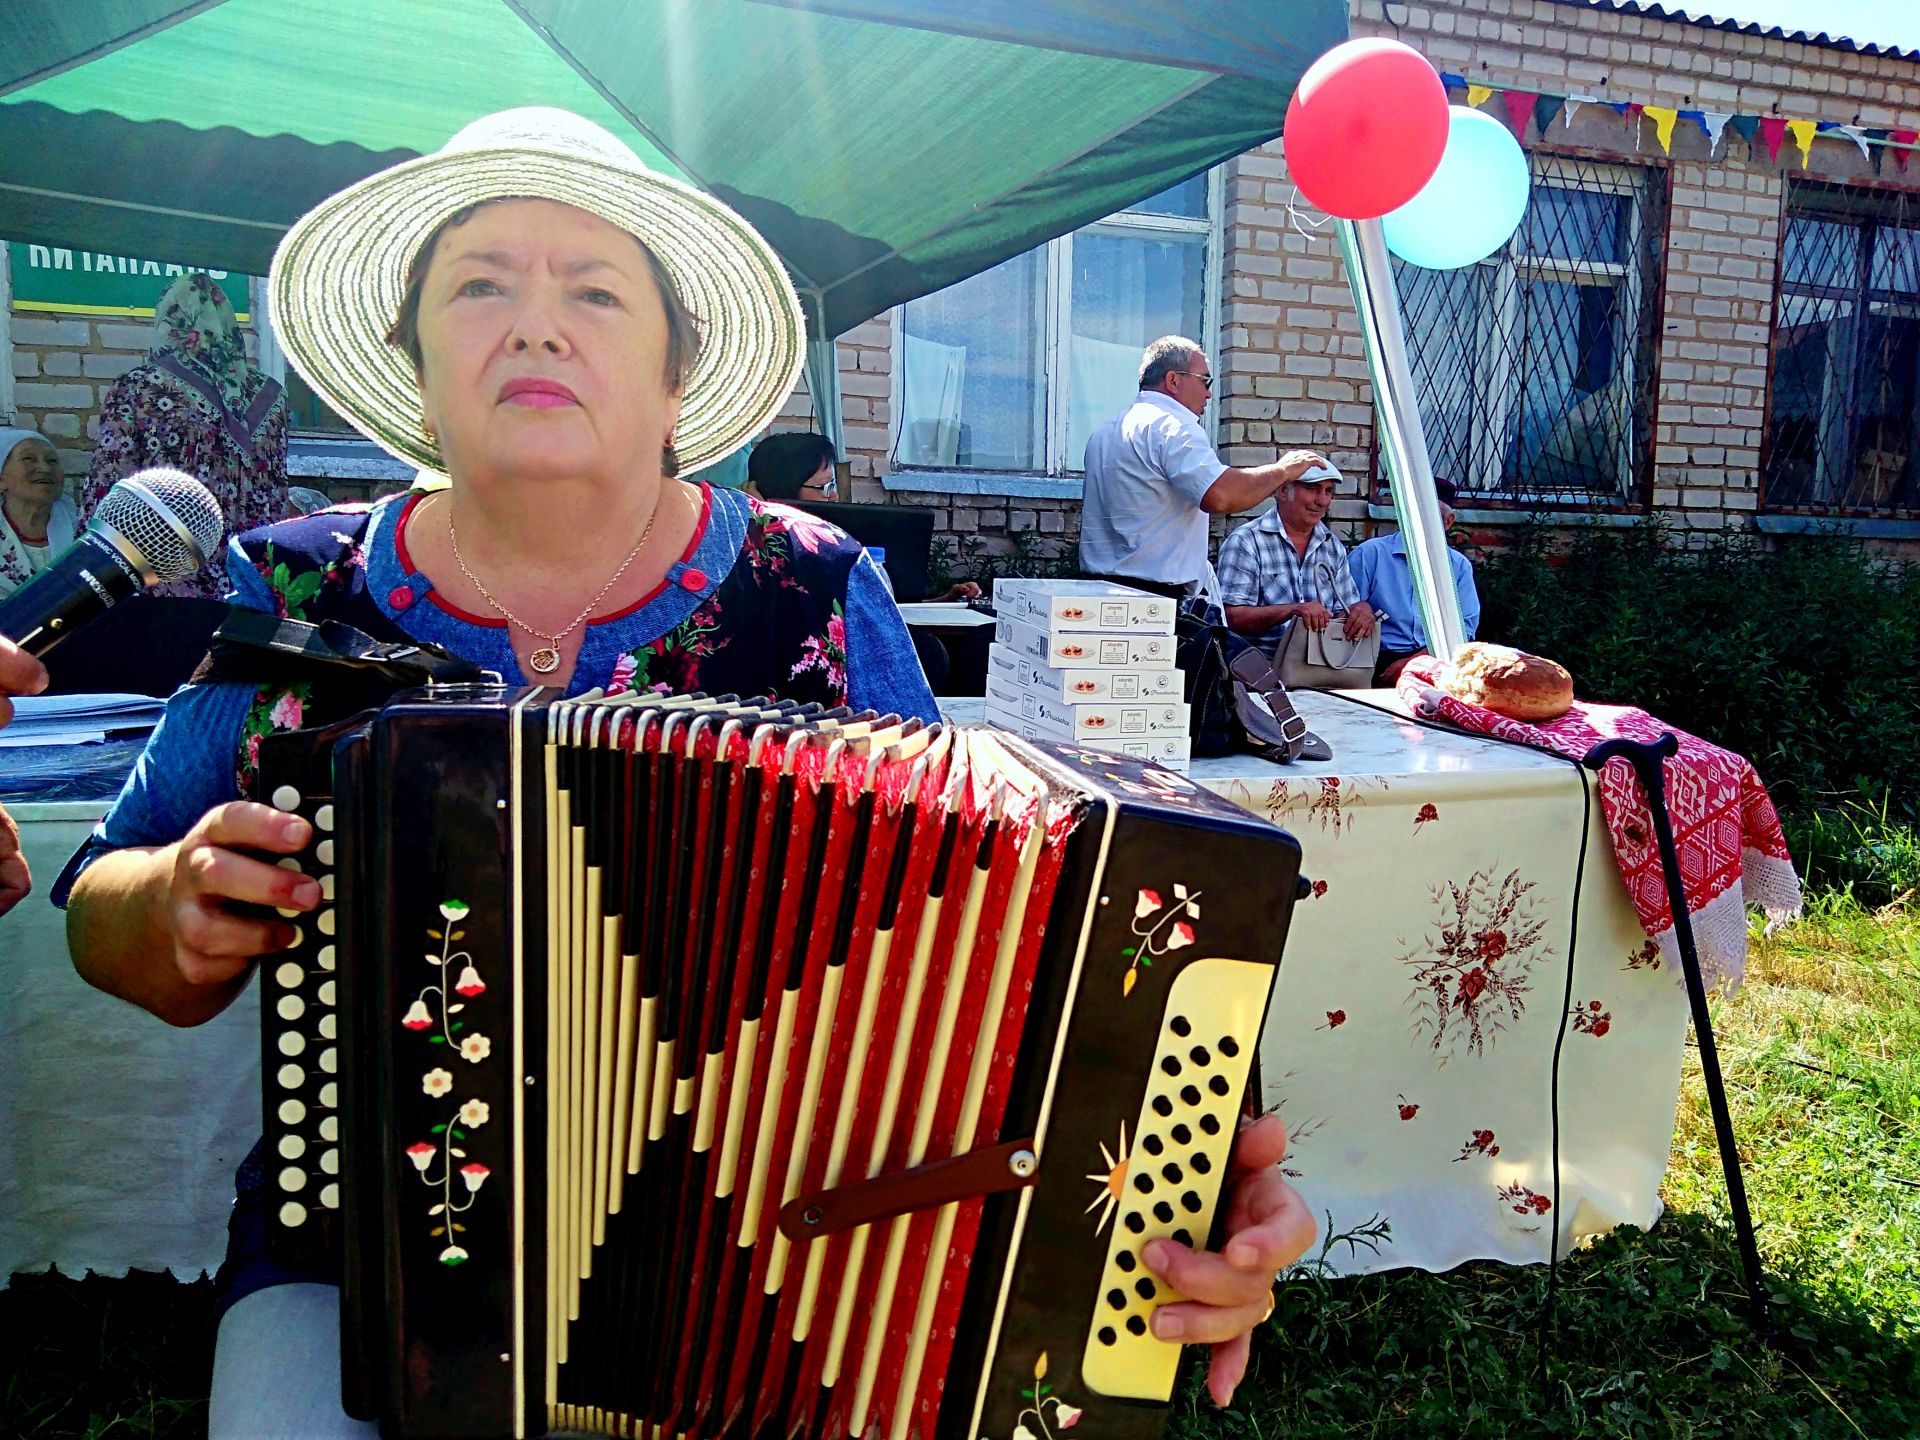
[528,646,561,675]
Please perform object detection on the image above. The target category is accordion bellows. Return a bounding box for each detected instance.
[254,687,1303,1440]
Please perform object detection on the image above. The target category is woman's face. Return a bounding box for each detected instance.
[1,438,62,504]
[413,199,682,486]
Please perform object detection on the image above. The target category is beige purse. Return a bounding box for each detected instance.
[1275,613,1379,689]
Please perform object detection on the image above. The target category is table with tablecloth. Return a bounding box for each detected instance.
[2,800,262,1282]
[941,689,1690,1275]
[2,690,1690,1285]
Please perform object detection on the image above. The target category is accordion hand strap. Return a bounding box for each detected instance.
[192,608,487,691]
[778,1136,1041,1242]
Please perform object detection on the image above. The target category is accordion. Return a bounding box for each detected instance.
[252,686,1302,1440]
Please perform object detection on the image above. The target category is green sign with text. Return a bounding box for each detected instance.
[8,242,252,319]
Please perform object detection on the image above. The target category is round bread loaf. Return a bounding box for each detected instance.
[1437,642,1574,721]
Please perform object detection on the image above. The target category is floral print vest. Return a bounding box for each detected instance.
[229,492,862,793]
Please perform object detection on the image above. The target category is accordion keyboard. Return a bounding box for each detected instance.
[1080,956,1268,1398]
[261,780,343,1250]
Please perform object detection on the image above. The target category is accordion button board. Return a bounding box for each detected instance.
[1079,957,1266,1397]
[250,689,1304,1440]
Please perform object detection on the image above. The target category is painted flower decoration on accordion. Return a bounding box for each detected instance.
[1002,1351,1082,1440]
[1121,883,1202,996]
[402,899,491,1265]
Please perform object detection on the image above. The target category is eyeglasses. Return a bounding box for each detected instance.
[800,477,838,499]
[1177,370,1214,390]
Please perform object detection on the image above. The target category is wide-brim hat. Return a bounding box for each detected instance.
[268,107,805,476]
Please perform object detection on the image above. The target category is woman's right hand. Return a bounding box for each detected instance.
[164,801,316,995]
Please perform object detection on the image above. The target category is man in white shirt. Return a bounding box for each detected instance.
[1080,337,1331,596]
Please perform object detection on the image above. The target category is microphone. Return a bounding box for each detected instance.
[0,468,225,656]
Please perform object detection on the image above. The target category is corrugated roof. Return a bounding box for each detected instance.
[1543,0,1920,63]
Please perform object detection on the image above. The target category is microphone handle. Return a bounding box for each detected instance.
[0,529,147,656]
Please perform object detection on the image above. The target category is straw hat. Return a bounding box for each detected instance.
[268,108,805,476]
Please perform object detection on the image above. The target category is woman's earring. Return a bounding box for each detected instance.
[423,419,437,444]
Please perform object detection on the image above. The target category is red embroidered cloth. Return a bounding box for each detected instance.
[1397,657,1801,989]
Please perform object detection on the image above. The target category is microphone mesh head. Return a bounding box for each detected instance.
[93,469,226,584]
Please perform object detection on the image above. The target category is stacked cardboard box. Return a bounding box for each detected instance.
[984,579,1190,770]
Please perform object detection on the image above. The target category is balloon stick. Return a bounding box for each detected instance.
[1334,216,1468,663]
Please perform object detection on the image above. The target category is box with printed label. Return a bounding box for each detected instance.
[986,644,1185,702]
[994,612,1177,670]
[992,578,1177,634]
[984,678,1190,739]
[983,702,1191,771]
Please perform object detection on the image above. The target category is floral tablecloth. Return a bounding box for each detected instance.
[947,691,1692,1276]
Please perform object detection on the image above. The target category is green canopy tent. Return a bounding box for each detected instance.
[1,0,1347,447]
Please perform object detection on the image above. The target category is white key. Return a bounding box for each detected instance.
[278,1166,307,1192]
[276,995,306,1021]
[278,1134,307,1160]
[320,1183,340,1209]
[279,1201,308,1228]
[279,1031,307,1057]
[278,1099,307,1125]
[275,962,304,988]
[277,1063,305,1089]
[271,785,301,812]
[319,1116,338,1143]
[315,804,334,832]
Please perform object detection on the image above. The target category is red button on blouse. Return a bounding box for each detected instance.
[678,567,707,592]
[388,585,415,609]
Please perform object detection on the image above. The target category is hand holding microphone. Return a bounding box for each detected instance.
[0,467,225,657]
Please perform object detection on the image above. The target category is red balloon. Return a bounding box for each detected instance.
[1283,38,1450,220]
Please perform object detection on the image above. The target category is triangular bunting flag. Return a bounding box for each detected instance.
[1534,94,1567,133]
[1865,128,1891,174]
[1758,115,1789,162]
[1440,71,1467,90]
[1893,129,1919,172]
[1729,114,1762,146]
[1607,99,1633,115]
[1699,111,1731,154]
[1787,118,1818,167]
[1467,83,1494,108]
[1837,124,1872,160]
[1501,89,1540,136]
[1563,93,1599,127]
[1643,104,1679,154]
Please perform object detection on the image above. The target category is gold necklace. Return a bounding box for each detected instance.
[440,493,658,676]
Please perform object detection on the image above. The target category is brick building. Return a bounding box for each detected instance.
[7,0,1920,564]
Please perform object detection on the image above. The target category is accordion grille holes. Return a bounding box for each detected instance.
[1079,957,1268,1400]
[263,785,341,1227]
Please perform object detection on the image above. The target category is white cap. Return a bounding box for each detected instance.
[1292,461,1343,486]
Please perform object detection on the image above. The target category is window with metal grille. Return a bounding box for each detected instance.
[1390,155,1665,506]
[1766,181,1920,515]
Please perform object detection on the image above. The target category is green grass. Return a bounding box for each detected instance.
[6,903,1917,1439]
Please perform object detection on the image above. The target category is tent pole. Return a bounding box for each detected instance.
[1334,217,1466,662]
[801,289,845,458]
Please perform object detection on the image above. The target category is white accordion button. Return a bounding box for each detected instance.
[275,962,303,988]
[318,980,336,1006]
[317,909,336,937]
[317,946,336,973]
[279,1201,308,1228]
[320,1048,337,1074]
[270,785,301,812]
[277,995,305,1021]
[319,1082,338,1109]
[320,1116,338,1142]
[315,804,334,832]
[278,1166,307,1192]
[277,1064,305,1089]
[278,1031,306,1057]
[315,840,334,866]
[320,1183,340,1209]
[321,1148,339,1175]
[319,874,335,901]
[278,1099,306,1125]
[278,1134,307,1160]
[318,1015,336,1041]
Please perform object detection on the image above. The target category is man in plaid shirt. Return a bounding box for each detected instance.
[1217,462,1376,658]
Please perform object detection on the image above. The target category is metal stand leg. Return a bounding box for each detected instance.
[1582,734,1773,1339]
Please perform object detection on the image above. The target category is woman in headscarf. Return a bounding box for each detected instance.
[0,425,78,600]
[81,272,288,597]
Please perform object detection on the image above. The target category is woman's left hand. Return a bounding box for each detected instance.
[1140,1114,1315,1406]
